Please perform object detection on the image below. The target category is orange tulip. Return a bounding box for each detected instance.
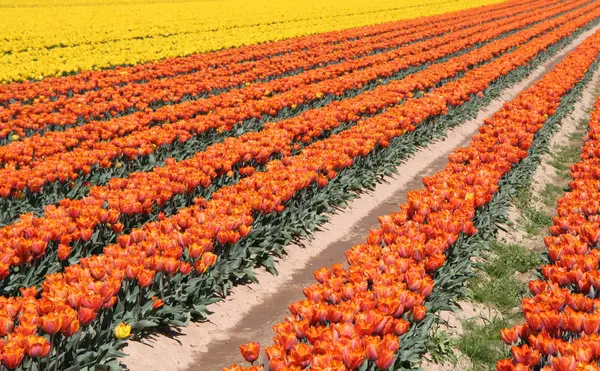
[375,348,396,370]
[240,342,260,363]
[2,344,24,369]
[501,327,519,345]
[412,305,426,321]
[24,336,51,358]
[61,319,80,337]
[551,356,576,371]
[0,315,14,336]
[288,343,312,368]
[194,252,218,273]
[152,297,165,309]
[57,244,72,261]
[40,313,62,335]
[77,307,97,326]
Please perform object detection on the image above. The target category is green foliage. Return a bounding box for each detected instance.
[457,316,514,371]
[425,329,458,365]
[470,242,539,310]
[549,135,584,179]
[483,242,541,278]
[542,183,565,208]
[513,188,552,235]
[469,275,526,311]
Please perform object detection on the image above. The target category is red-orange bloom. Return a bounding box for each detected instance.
[240,342,260,363]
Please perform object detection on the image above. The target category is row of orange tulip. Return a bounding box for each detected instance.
[0,0,539,107]
[0,0,593,219]
[0,0,574,169]
[0,0,553,138]
[496,72,600,370]
[0,8,599,370]
[0,3,596,293]
[224,19,600,371]
[1,1,556,148]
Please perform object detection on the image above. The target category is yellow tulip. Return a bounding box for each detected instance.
[0,0,503,83]
[114,323,131,339]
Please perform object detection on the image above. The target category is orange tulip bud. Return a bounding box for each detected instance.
[500,327,519,345]
[194,252,218,273]
[137,269,155,288]
[61,319,80,337]
[19,287,38,298]
[152,298,164,309]
[551,356,575,371]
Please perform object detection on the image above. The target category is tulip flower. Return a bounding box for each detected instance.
[240,342,260,364]
[24,336,51,358]
[152,297,165,309]
[114,323,132,339]
[41,313,62,335]
[2,344,24,369]
[375,348,396,370]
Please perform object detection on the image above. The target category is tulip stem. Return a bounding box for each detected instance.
[159,273,165,299]
[53,336,62,371]
[43,333,54,371]
[74,330,82,358]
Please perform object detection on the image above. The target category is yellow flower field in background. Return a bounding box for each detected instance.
[0,0,504,83]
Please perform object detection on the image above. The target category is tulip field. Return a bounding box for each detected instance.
[4,0,600,370]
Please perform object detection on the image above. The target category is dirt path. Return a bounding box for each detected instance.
[122,23,600,371]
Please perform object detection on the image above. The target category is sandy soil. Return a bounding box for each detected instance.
[122,24,600,371]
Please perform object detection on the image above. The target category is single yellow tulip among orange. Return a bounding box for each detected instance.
[114,323,131,339]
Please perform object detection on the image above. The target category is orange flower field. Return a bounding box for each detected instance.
[4,0,600,370]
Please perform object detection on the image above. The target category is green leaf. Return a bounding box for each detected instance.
[130,319,159,331]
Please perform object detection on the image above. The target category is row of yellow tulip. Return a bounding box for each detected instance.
[0,0,504,83]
